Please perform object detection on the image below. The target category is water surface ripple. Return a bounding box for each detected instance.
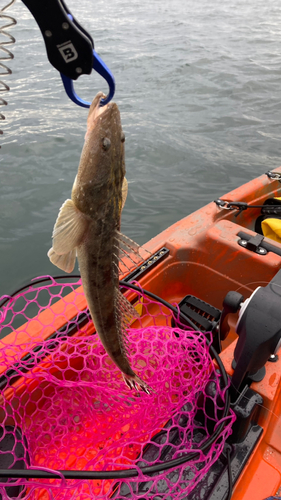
[1,0,281,295]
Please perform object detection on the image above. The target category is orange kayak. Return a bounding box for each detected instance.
[1,168,281,500]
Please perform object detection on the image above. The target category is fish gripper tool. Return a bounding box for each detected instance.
[21,0,115,107]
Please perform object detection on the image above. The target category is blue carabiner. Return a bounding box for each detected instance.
[60,50,115,108]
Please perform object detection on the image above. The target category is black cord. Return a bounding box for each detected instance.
[215,200,267,210]
[0,277,231,480]
[0,275,82,309]
[225,447,233,500]
[120,280,201,331]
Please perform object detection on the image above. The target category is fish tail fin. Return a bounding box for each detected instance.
[47,247,76,273]
[122,373,154,395]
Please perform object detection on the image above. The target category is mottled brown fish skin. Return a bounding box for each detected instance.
[77,225,128,372]
[73,93,138,381]
[72,93,125,225]
[48,92,151,392]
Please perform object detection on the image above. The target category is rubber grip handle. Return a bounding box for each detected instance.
[21,0,93,79]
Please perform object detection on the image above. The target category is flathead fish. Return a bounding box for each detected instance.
[48,92,151,394]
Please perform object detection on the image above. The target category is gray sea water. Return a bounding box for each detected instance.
[1,0,281,297]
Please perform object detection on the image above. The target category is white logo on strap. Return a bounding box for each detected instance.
[57,41,78,63]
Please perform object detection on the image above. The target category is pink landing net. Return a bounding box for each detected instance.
[0,276,235,500]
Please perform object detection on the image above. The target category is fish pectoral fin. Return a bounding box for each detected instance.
[48,247,76,273]
[121,177,128,211]
[52,199,89,254]
[115,231,151,273]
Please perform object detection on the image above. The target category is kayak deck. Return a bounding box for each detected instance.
[1,168,281,499]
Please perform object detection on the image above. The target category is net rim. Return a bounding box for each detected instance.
[0,275,231,480]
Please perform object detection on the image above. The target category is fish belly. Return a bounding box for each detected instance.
[77,223,127,369]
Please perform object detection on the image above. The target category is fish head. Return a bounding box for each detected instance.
[73,92,126,217]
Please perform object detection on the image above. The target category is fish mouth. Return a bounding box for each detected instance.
[87,92,117,132]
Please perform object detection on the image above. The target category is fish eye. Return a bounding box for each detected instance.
[102,137,111,151]
[121,132,125,143]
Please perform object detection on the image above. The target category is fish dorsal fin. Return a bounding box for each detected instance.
[115,231,143,254]
[114,231,151,275]
[47,247,76,273]
[116,289,139,324]
[115,289,140,355]
[52,199,89,254]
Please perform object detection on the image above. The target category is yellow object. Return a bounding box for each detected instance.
[261,218,281,243]
[134,297,143,317]
[123,297,143,325]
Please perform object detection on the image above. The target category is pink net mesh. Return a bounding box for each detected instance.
[0,276,235,500]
